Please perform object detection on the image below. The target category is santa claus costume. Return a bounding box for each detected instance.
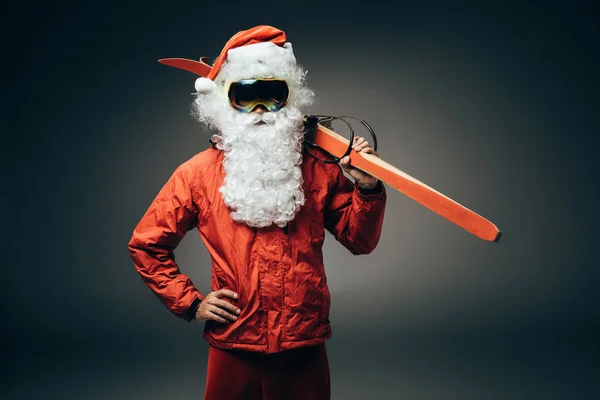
[128,25,386,400]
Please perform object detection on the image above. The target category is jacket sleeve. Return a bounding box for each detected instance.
[128,163,205,322]
[324,165,387,255]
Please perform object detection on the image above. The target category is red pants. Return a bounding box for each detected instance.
[204,344,331,400]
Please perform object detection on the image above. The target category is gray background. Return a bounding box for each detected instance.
[3,1,598,399]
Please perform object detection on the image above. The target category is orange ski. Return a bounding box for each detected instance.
[310,121,502,242]
[156,57,501,242]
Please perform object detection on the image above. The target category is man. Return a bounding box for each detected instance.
[128,25,386,400]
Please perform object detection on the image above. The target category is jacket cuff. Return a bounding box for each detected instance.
[185,294,205,322]
[356,181,384,200]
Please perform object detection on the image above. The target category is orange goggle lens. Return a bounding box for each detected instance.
[228,79,289,113]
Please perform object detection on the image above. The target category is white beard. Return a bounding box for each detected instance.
[192,89,311,228]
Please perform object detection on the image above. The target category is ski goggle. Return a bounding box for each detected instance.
[227,79,290,113]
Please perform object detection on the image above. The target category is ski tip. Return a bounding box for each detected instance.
[493,231,503,243]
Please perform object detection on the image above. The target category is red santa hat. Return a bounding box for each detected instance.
[158,25,298,94]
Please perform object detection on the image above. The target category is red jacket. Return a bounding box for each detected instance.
[128,147,386,353]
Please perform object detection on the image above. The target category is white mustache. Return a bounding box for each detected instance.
[249,112,277,126]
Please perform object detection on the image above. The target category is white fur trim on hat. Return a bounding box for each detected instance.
[227,42,297,67]
[215,42,298,84]
[195,77,217,94]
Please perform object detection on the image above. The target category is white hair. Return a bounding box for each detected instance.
[191,50,316,228]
